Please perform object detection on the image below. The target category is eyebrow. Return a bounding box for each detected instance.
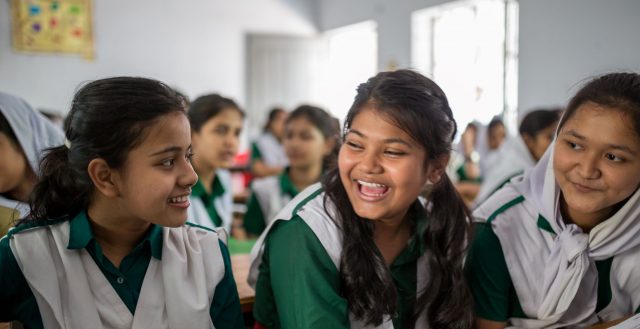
[564,130,636,155]
[149,145,190,156]
[347,129,413,147]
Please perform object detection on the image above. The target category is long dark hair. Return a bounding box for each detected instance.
[188,93,245,133]
[519,108,562,138]
[558,72,640,133]
[322,69,473,328]
[286,104,340,170]
[28,77,187,221]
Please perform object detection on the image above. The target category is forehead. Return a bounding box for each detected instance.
[349,107,418,144]
[133,112,191,151]
[561,103,640,146]
[204,108,243,126]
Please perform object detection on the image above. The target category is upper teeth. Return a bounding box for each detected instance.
[169,196,188,203]
[357,180,386,188]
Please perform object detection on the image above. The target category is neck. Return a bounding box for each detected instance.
[9,167,37,202]
[87,197,151,267]
[289,164,322,191]
[373,212,412,265]
[560,196,615,233]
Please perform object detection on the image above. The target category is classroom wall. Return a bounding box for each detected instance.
[0,0,317,114]
[317,0,640,113]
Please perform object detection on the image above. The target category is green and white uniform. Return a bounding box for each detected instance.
[243,168,299,236]
[466,144,640,328]
[248,183,430,329]
[0,211,243,329]
[188,169,233,233]
[251,132,288,169]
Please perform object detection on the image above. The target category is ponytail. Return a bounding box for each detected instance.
[413,174,473,328]
[28,145,93,221]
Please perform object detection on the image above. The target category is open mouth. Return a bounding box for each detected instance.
[168,195,190,208]
[357,180,389,197]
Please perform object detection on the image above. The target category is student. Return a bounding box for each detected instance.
[187,94,244,233]
[248,69,473,329]
[243,105,338,237]
[0,92,64,236]
[250,107,288,178]
[0,77,243,329]
[466,72,640,328]
[474,108,561,206]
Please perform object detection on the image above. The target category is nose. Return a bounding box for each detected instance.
[181,158,199,188]
[577,152,601,180]
[359,149,383,174]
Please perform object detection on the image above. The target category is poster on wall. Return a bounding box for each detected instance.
[11,0,94,59]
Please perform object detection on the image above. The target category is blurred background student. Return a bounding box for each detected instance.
[0,92,63,236]
[243,105,338,237]
[474,108,562,206]
[250,107,288,178]
[188,94,245,233]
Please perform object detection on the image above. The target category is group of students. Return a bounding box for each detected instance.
[0,69,639,329]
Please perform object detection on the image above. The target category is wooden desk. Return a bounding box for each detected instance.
[231,254,255,313]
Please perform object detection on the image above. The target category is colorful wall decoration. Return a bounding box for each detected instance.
[11,0,94,59]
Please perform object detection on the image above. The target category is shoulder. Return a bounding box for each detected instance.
[7,218,68,238]
[473,186,530,223]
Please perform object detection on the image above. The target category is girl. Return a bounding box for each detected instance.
[0,77,243,329]
[248,70,474,329]
[243,105,338,237]
[474,108,561,205]
[250,107,289,178]
[187,94,244,233]
[466,72,640,328]
[0,92,64,236]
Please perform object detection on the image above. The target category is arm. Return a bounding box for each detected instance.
[464,223,514,329]
[210,240,244,329]
[253,218,349,329]
[250,160,284,178]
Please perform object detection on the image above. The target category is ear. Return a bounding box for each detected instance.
[522,133,535,150]
[426,153,450,185]
[87,158,120,198]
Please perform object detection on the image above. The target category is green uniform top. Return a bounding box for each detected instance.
[253,206,427,329]
[465,221,618,322]
[192,175,226,227]
[251,141,263,162]
[0,211,243,329]
[243,169,299,235]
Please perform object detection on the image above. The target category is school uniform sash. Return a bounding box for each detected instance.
[474,144,640,328]
[248,183,429,329]
[9,221,225,329]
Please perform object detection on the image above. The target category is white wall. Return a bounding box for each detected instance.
[318,0,640,114]
[0,0,317,114]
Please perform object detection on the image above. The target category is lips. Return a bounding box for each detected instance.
[168,195,189,203]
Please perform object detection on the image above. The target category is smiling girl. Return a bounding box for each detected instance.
[243,105,338,237]
[466,72,640,328]
[0,77,243,329]
[248,70,473,329]
[187,94,244,233]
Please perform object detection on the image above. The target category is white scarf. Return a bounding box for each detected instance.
[9,222,225,329]
[474,135,536,206]
[474,143,640,328]
[248,183,429,329]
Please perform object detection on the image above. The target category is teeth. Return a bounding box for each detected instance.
[169,195,189,203]
[357,180,386,188]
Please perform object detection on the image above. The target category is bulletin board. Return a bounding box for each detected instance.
[11,0,94,59]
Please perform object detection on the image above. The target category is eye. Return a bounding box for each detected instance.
[605,153,624,162]
[567,141,583,150]
[186,151,195,163]
[345,140,363,150]
[161,159,175,168]
[384,149,406,157]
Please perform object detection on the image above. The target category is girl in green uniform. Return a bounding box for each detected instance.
[0,77,243,329]
[243,105,338,236]
[466,72,640,328]
[249,69,474,329]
